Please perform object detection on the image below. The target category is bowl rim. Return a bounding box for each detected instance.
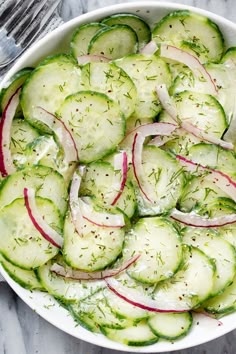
[1,1,236,352]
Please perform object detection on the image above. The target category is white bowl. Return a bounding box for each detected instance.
[1,2,236,352]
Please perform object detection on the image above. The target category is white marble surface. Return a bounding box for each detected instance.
[1,0,236,353]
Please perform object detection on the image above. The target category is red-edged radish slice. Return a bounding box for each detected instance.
[69,167,86,236]
[24,188,63,248]
[0,87,21,177]
[176,154,236,202]
[156,84,233,150]
[111,151,128,206]
[170,208,236,227]
[160,44,218,95]
[106,278,189,312]
[140,40,158,55]
[35,107,78,163]
[50,254,140,280]
[80,197,125,228]
[77,54,111,65]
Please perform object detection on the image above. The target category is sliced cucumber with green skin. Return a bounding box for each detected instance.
[221,47,236,64]
[21,55,81,132]
[0,165,68,216]
[131,146,184,216]
[88,25,138,60]
[204,275,236,315]
[152,10,224,63]
[71,22,107,58]
[123,217,182,284]
[153,246,215,310]
[80,161,136,218]
[0,253,43,290]
[188,143,236,179]
[179,175,229,212]
[24,135,76,184]
[0,68,32,116]
[115,54,171,119]
[37,256,104,303]
[183,227,236,296]
[148,312,193,340]
[0,198,62,269]
[101,13,151,49]
[63,209,125,271]
[58,91,125,163]
[69,303,101,333]
[101,321,158,346]
[10,118,40,169]
[80,62,137,118]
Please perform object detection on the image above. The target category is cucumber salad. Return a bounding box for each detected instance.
[1,9,236,347]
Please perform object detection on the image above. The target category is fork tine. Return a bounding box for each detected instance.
[0,0,25,27]
[11,0,49,40]
[19,0,62,47]
[4,0,35,34]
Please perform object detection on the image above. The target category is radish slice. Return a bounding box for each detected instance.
[156,84,233,150]
[176,154,236,202]
[24,188,63,248]
[160,44,217,95]
[170,208,236,227]
[50,254,140,280]
[111,151,128,206]
[0,87,21,177]
[140,40,158,55]
[77,54,111,65]
[35,107,78,163]
[69,167,86,236]
[106,278,189,312]
[80,197,125,228]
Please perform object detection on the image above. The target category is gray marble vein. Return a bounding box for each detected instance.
[1,0,236,353]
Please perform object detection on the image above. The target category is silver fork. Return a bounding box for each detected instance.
[0,0,64,75]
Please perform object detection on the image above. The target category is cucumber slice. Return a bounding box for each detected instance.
[63,209,125,271]
[80,62,137,118]
[0,68,32,116]
[131,146,184,216]
[0,198,62,269]
[71,22,107,58]
[153,246,215,310]
[101,321,158,346]
[0,165,68,216]
[10,118,40,169]
[0,253,43,290]
[37,256,104,303]
[188,143,236,178]
[183,228,236,296]
[21,55,81,131]
[115,54,171,119]
[204,275,236,314]
[69,303,100,333]
[88,25,138,60]
[148,312,193,340]
[152,10,224,63]
[80,161,136,218]
[101,13,151,49]
[221,47,236,64]
[123,217,182,284]
[58,91,125,163]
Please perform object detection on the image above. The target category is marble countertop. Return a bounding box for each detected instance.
[1,0,236,353]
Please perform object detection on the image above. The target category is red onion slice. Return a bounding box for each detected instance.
[160,44,218,95]
[140,40,158,55]
[35,107,78,163]
[106,278,189,313]
[0,87,21,177]
[50,254,140,280]
[156,84,233,150]
[111,152,128,206]
[171,208,236,227]
[176,154,236,202]
[77,54,111,65]
[24,188,63,248]
[80,197,125,228]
